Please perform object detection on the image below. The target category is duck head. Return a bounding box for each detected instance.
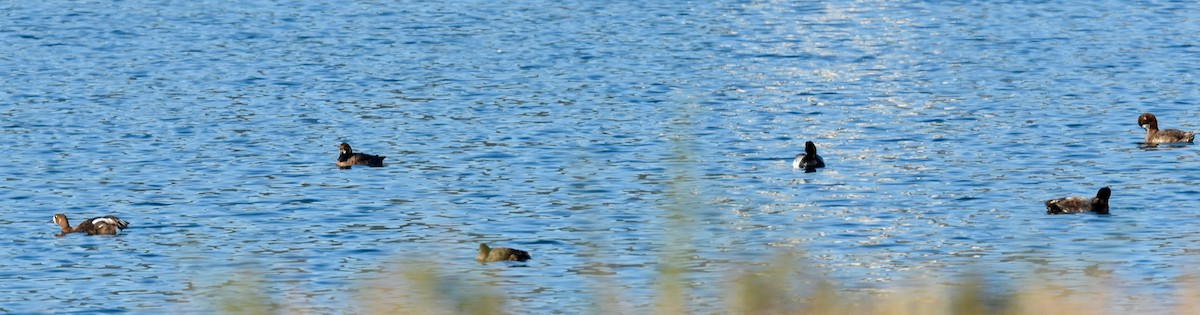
[1138,113,1158,131]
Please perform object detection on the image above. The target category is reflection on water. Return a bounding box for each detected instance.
[2,0,1200,313]
[1138,142,1195,151]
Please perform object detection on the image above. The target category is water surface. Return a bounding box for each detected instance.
[3,0,1200,313]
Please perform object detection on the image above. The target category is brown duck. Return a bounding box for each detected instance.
[1045,187,1111,215]
[337,142,386,169]
[476,243,531,262]
[52,213,129,236]
[1138,113,1195,144]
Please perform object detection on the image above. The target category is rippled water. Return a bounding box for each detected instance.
[3,0,1200,313]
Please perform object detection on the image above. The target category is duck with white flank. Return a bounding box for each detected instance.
[792,141,826,171]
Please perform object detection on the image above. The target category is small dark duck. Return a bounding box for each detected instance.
[1138,113,1195,144]
[792,141,826,171]
[337,142,386,169]
[52,213,129,236]
[1045,187,1111,215]
[476,243,531,262]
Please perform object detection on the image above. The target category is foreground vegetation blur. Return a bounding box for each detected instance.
[211,258,1200,315]
[211,136,1198,315]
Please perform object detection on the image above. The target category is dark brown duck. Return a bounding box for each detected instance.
[1045,187,1111,215]
[476,243,531,262]
[792,141,825,170]
[337,142,386,169]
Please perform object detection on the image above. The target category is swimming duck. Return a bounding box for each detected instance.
[337,142,386,169]
[476,243,531,262]
[1138,113,1195,144]
[52,213,129,236]
[792,141,826,170]
[1045,187,1111,215]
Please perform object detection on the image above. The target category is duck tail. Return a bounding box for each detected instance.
[1044,200,1061,214]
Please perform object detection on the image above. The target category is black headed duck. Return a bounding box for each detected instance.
[476,243,531,262]
[792,141,826,171]
[52,213,129,236]
[337,142,386,169]
[1045,187,1111,215]
[1138,113,1195,144]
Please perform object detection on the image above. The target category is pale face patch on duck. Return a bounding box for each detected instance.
[1138,113,1158,131]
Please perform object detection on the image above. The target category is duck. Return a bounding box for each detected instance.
[1045,187,1111,215]
[1138,113,1195,144]
[792,141,826,170]
[52,213,129,236]
[337,142,386,169]
[476,243,531,262]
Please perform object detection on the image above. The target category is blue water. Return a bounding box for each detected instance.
[3,0,1200,313]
